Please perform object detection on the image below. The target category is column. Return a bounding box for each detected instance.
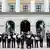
[15,0,20,12]
[30,0,36,12]
[2,0,8,12]
[44,0,49,12]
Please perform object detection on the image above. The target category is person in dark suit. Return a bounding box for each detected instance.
[16,33,21,48]
[31,34,34,48]
[25,31,34,49]
[21,32,25,49]
[0,34,2,48]
[30,31,34,48]
[25,31,32,49]
[26,35,32,49]
[40,37,43,48]
[2,33,8,48]
[0,34,2,42]
[10,32,15,48]
[12,33,16,48]
[7,35,11,48]
[46,31,50,48]
[2,33,5,48]
[35,35,40,48]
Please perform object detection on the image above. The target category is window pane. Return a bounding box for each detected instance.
[23,4,28,12]
[0,2,2,12]
[9,4,15,12]
[36,3,41,12]
[49,4,50,12]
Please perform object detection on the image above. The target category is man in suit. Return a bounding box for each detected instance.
[10,32,16,48]
[0,34,2,43]
[12,33,16,48]
[2,33,8,48]
[25,31,33,49]
[0,34,2,47]
[16,33,21,48]
[21,32,25,49]
[7,35,11,48]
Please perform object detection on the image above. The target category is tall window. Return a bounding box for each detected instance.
[23,4,28,12]
[20,20,30,33]
[36,3,41,12]
[36,20,45,37]
[0,2,2,12]
[9,4,15,12]
[49,4,50,12]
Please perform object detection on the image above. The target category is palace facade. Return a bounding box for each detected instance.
[0,0,49,12]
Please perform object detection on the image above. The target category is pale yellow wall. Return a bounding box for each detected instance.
[20,0,30,11]
[8,0,50,4]
[8,0,16,4]
[20,0,30,4]
[35,0,44,3]
[20,4,23,9]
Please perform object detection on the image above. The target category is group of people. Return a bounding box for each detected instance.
[0,31,43,49]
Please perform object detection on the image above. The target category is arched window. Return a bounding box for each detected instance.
[0,2,2,12]
[6,20,15,35]
[20,20,30,33]
[36,20,45,36]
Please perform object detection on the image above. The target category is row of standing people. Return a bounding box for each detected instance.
[0,31,43,48]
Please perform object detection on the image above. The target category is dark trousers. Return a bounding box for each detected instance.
[31,39,33,48]
[35,40,38,48]
[17,42,20,48]
[21,39,24,48]
[0,38,1,42]
[47,40,50,48]
[26,44,31,49]
[17,39,21,48]
[12,39,15,48]
[40,39,43,48]
[2,39,6,48]
[26,39,31,49]
[7,39,11,48]
[47,41,49,48]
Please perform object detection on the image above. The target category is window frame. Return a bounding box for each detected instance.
[35,3,42,12]
[49,3,50,12]
[0,2,2,12]
[8,3,15,12]
[23,4,28,12]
